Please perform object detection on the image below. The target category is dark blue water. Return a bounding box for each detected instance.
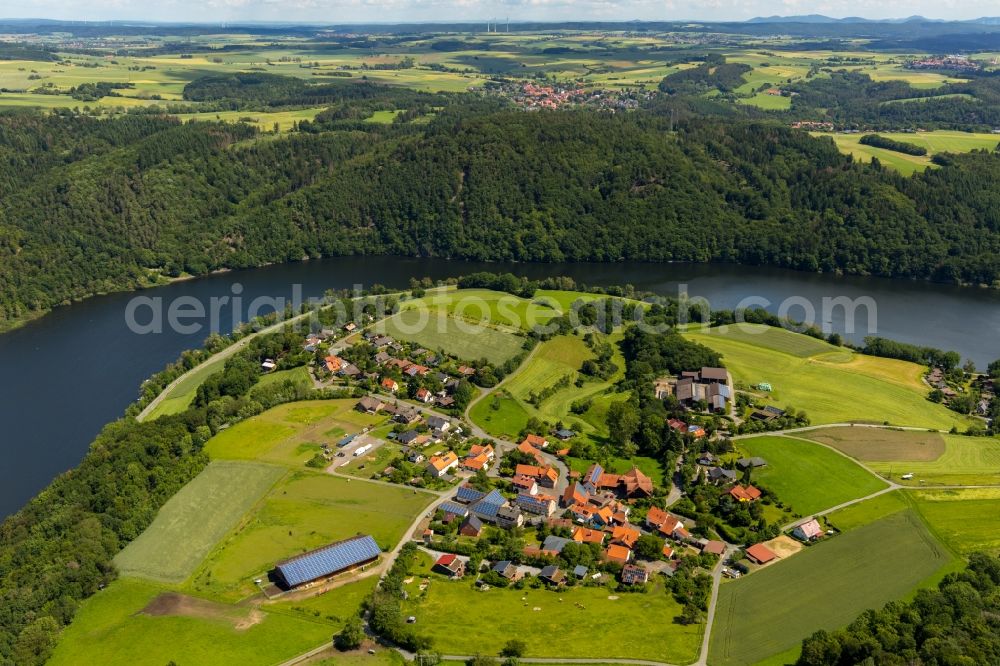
[1,257,999,518]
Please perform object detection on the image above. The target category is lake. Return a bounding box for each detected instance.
[1,256,999,518]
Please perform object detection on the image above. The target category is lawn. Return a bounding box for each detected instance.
[565,455,667,488]
[114,461,285,583]
[379,308,527,365]
[187,470,435,601]
[709,510,952,666]
[204,399,385,467]
[255,365,312,389]
[907,488,1000,555]
[684,330,969,430]
[48,576,373,666]
[736,436,888,517]
[173,107,326,131]
[401,580,702,663]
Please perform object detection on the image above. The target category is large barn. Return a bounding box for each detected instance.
[274,534,381,589]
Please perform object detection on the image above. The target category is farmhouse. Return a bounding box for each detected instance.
[433,553,465,578]
[512,474,539,495]
[416,387,433,403]
[701,540,726,556]
[517,440,547,465]
[324,355,343,373]
[426,451,459,478]
[745,542,778,565]
[515,464,559,488]
[582,464,653,498]
[491,560,520,582]
[604,544,632,564]
[274,534,381,590]
[459,515,483,537]
[621,564,649,585]
[521,433,549,449]
[515,493,557,517]
[381,378,399,393]
[611,524,640,548]
[539,565,565,586]
[728,485,762,502]
[674,366,731,411]
[573,527,606,545]
[737,457,768,469]
[793,518,824,542]
[356,396,385,414]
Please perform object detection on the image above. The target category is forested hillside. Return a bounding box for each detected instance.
[2,102,1000,327]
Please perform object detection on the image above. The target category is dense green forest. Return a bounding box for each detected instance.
[797,552,1000,665]
[3,95,1000,327]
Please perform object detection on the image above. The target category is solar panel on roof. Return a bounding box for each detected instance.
[276,535,381,588]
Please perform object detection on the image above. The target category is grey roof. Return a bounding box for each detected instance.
[492,560,513,573]
[439,501,470,517]
[276,535,380,588]
[427,416,449,429]
[573,565,588,577]
[336,434,356,448]
[455,485,487,504]
[541,535,570,553]
[737,457,767,468]
[470,490,507,520]
[708,467,737,481]
[398,430,422,445]
[461,514,483,531]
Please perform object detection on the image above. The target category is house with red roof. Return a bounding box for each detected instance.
[572,527,606,545]
[745,542,778,565]
[728,485,762,502]
[433,553,465,578]
[381,377,399,393]
[604,544,632,564]
[521,433,549,449]
[793,518,824,542]
[415,387,433,403]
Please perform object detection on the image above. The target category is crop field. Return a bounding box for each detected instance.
[816,131,1000,175]
[380,307,526,365]
[736,436,887,516]
[401,579,702,663]
[709,510,951,666]
[803,426,946,462]
[691,324,839,358]
[907,488,1000,555]
[188,470,434,601]
[114,461,285,583]
[204,399,385,467]
[48,576,375,666]
[867,436,1000,486]
[684,330,970,430]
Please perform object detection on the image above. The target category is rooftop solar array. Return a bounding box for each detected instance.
[276,534,381,588]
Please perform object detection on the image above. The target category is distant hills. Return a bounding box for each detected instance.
[747,14,999,25]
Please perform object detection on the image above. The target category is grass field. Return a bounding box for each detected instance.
[469,331,627,443]
[815,131,1000,175]
[684,330,970,430]
[188,470,434,601]
[803,427,1000,486]
[565,455,667,488]
[175,107,325,131]
[114,461,284,583]
[145,357,226,420]
[401,580,702,663]
[401,288,561,332]
[736,435,887,516]
[692,324,840,358]
[738,93,792,110]
[204,399,384,467]
[256,365,312,390]
[824,490,909,532]
[709,510,951,666]
[907,488,1000,555]
[48,576,373,666]
[379,307,526,365]
[803,426,946,461]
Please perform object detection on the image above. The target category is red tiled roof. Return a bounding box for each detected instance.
[745,543,778,564]
[604,544,632,563]
[573,527,606,545]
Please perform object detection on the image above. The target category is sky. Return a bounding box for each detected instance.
[0,0,997,24]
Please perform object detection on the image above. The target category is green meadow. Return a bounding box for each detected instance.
[736,435,887,516]
[48,576,374,666]
[114,461,284,583]
[401,579,702,663]
[380,307,527,365]
[187,470,434,601]
[907,488,1000,555]
[710,510,951,666]
[817,130,1000,175]
[204,399,384,466]
[684,328,970,430]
